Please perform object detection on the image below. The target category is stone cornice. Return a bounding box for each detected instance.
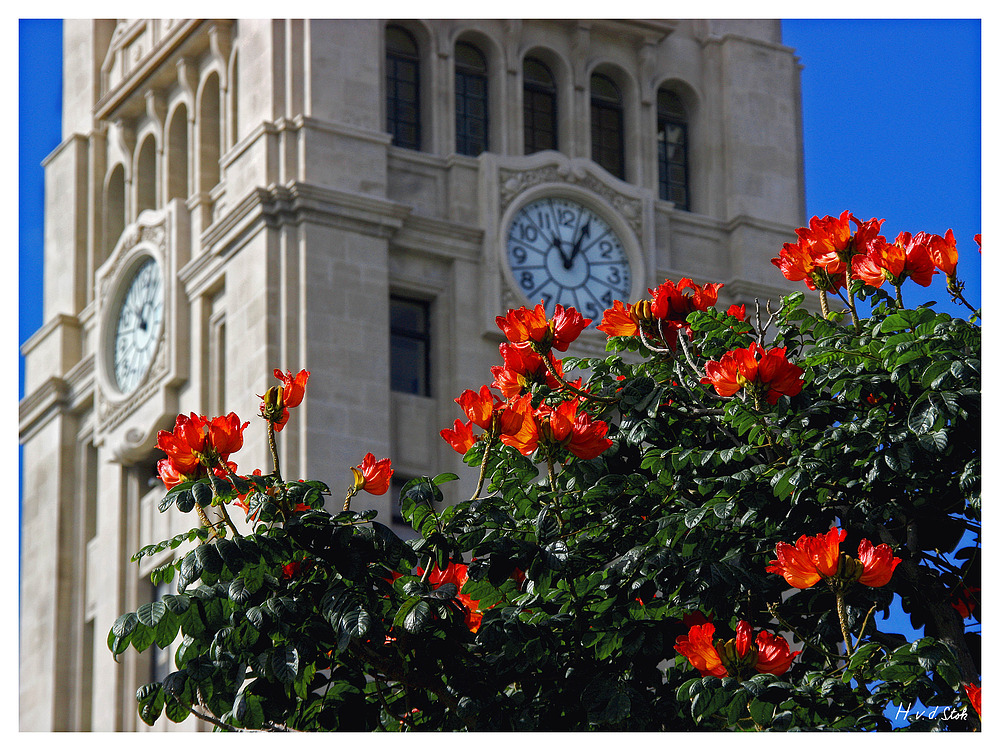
[203,182,413,255]
[19,376,70,443]
[20,313,80,358]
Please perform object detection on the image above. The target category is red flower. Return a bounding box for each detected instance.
[963,683,981,719]
[501,398,612,460]
[702,343,804,405]
[491,343,563,398]
[156,412,249,488]
[496,303,590,354]
[420,562,484,632]
[927,229,958,278]
[351,453,393,495]
[852,236,906,288]
[675,620,798,679]
[726,304,747,322]
[771,238,845,292]
[766,527,900,589]
[950,586,980,620]
[596,299,640,337]
[650,277,722,323]
[893,232,938,287]
[260,368,310,431]
[440,419,477,454]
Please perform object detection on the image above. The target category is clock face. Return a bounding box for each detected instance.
[112,257,164,394]
[506,196,631,321]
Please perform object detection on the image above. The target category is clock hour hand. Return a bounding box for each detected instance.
[548,234,573,268]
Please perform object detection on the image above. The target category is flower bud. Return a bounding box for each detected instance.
[259,385,285,422]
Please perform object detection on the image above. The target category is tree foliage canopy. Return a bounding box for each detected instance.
[112,216,981,731]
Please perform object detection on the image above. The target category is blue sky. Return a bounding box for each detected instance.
[16,17,982,727]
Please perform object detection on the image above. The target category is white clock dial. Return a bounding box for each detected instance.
[506,196,631,321]
[112,257,164,394]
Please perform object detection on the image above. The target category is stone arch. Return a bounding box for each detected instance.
[134,134,157,216]
[197,71,222,194]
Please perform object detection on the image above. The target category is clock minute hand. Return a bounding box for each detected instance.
[568,220,591,265]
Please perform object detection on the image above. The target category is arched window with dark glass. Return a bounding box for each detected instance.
[590,72,624,180]
[455,41,488,156]
[523,57,557,154]
[657,89,690,210]
[385,25,421,150]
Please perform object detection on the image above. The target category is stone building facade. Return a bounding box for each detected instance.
[19,19,806,730]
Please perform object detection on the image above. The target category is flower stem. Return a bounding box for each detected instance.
[819,290,830,318]
[471,437,492,501]
[834,587,855,657]
[843,263,860,326]
[267,420,282,484]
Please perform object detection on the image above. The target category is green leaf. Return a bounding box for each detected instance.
[341,605,372,638]
[432,472,460,486]
[136,601,166,627]
[396,597,432,633]
[112,612,138,639]
[748,698,775,727]
[192,482,213,508]
[271,646,299,684]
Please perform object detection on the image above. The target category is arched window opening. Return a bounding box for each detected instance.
[385,25,421,150]
[135,136,157,216]
[198,74,221,194]
[523,57,557,154]
[455,41,488,157]
[657,89,690,210]
[590,73,624,180]
[104,165,126,262]
[166,105,189,203]
[228,53,239,148]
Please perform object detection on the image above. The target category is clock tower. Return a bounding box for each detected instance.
[19,19,807,730]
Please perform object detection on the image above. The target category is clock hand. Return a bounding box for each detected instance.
[568,220,591,266]
[549,234,572,267]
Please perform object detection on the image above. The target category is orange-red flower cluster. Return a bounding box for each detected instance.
[156,412,249,489]
[496,303,589,355]
[674,620,799,679]
[773,211,969,293]
[259,368,310,431]
[501,397,612,460]
[351,452,393,496]
[702,342,804,405]
[597,277,722,349]
[766,527,900,589]
[490,343,564,399]
[419,562,484,632]
[440,385,530,455]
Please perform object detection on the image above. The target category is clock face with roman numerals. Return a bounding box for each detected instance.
[111,257,164,394]
[506,196,631,322]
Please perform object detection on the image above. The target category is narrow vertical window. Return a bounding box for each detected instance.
[455,42,489,157]
[590,73,624,180]
[657,89,690,210]
[390,296,431,396]
[523,57,557,154]
[385,25,421,150]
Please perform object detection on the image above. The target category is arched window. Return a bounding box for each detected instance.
[166,104,189,202]
[198,73,221,194]
[104,165,126,261]
[135,136,157,215]
[657,89,690,210]
[385,25,421,150]
[454,41,488,156]
[590,72,624,180]
[523,57,557,154]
